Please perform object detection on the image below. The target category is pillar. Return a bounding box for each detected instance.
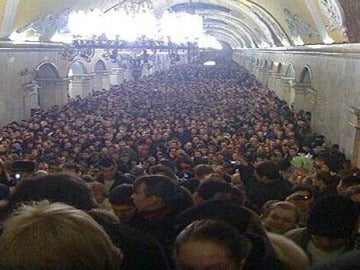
[110,68,125,86]
[267,70,280,91]
[290,83,317,114]
[350,108,360,167]
[69,75,93,98]
[36,78,70,110]
[277,77,294,104]
[92,72,110,91]
[22,80,40,118]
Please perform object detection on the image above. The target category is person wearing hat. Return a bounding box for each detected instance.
[285,195,358,265]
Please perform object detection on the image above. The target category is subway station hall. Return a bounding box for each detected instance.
[1,1,360,269]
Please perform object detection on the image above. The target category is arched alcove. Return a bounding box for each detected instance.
[299,66,312,83]
[285,64,296,78]
[269,61,274,71]
[94,59,107,73]
[34,62,62,110]
[263,59,268,68]
[69,61,87,76]
[297,66,316,124]
[35,62,60,80]
[277,63,283,73]
[94,59,111,90]
[68,61,90,98]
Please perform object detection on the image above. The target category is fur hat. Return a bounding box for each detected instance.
[307,195,358,238]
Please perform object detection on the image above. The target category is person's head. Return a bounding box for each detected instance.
[285,185,315,213]
[174,219,250,270]
[307,195,358,252]
[261,201,299,234]
[337,175,360,195]
[148,164,178,182]
[0,200,122,270]
[97,157,117,181]
[131,175,177,212]
[312,171,338,189]
[62,162,82,175]
[345,184,360,204]
[193,164,214,181]
[108,184,136,222]
[255,161,280,182]
[193,180,242,205]
[37,162,49,172]
[0,173,94,221]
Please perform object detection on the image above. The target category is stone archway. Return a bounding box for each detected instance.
[93,59,110,91]
[35,62,68,110]
[298,66,316,111]
[291,66,317,129]
[68,61,91,98]
[276,64,296,105]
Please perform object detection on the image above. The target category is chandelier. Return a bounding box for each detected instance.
[60,37,199,79]
[114,0,154,14]
[57,0,210,79]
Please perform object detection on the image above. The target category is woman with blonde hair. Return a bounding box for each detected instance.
[0,200,123,270]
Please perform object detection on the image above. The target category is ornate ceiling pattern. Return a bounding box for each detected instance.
[0,0,358,48]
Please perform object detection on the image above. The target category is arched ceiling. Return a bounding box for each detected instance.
[0,0,359,49]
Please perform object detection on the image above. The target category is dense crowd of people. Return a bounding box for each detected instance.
[0,59,359,269]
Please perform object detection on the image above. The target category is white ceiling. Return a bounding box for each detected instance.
[0,0,357,49]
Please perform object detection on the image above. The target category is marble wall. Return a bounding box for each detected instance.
[233,44,360,164]
[0,42,175,127]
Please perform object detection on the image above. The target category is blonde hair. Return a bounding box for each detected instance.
[0,200,123,270]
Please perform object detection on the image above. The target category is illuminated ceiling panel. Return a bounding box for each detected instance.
[0,0,354,48]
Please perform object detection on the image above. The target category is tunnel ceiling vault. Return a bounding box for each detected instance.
[0,0,357,49]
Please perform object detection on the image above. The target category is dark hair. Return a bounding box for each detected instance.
[62,162,81,173]
[193,164,214,177]
[196,181,233,201]
[148,164,177,181]
[307,195,358,238]
[0,183,10,200]
[255,161,280,180]
[174,219,250,268]
[315,171,339,186]
[133,175,177,205]
[0,173,94,221]
[108,184,134,206]
[341,175,360,187]
[290,184,315,198]
[87,208,170,270]
[97,157,117,168]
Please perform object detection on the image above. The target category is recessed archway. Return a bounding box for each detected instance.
[68,61,89,98]
[94,59,107,73]
[34,62,61,110]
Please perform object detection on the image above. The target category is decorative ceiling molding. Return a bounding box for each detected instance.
[205,27,243,48]
[204,24,248,48]
[202,13,255,47]
[1,0,359,48]
[283,8,319,43]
